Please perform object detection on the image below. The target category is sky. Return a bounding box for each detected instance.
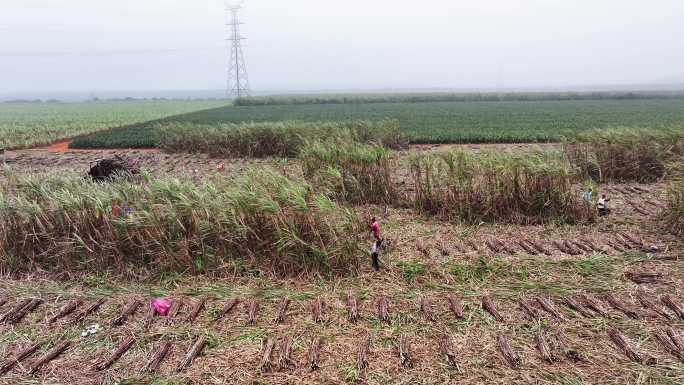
[1,0,684,95]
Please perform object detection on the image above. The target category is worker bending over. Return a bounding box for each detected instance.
[597,194,611,216]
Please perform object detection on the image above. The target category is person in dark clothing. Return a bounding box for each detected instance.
[370,217,383,271]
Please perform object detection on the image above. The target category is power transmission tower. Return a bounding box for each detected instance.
[226,3,250,98]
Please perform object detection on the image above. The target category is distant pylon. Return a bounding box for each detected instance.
[226,3,250,98]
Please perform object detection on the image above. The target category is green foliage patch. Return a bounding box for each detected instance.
[71,98,684,148]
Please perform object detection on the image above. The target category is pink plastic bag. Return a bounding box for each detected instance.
[151,298,172,316]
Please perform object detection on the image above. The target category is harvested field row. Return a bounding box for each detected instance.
[603,185,653,195]
[3,326,683,379]
[417,233,657,257]
[4,289,681,330]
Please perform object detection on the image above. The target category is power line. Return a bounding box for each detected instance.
[0,47,223,57]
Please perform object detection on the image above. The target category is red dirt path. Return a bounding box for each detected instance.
[34,140,159,153]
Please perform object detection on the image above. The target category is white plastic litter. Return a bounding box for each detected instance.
[81,323,101,337]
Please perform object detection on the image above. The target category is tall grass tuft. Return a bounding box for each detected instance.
[408,149,595,224]
[660,163,684,236]
[155,119,407,158]
[0,168,363,277]
[299,141,397,205]
[661,182,684,236]
[564,127,684,183]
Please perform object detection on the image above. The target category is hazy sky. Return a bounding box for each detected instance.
[1,0,684,94]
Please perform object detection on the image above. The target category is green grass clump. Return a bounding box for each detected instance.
[396,261,427,283]
[409,149,595,224]
[449,256,529,284]
[564,127,684,183]
[0,168,363,277]
[154,119,406,158]
[299,141,396,204]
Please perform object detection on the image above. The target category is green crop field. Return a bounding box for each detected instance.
[72,98,684,148]
[0,100,227,150]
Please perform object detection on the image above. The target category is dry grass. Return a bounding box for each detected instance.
[300,141,397,205]
[156,119,407,158]
[0,167,363,277]
[408,149,596,224]
[564,127,684,183]
[661,181,684,236]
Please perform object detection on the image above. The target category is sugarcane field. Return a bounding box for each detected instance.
[2,1,684,385]
[1,116,683,385]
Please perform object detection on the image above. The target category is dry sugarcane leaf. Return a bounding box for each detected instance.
[185,298,206,323]
[398,334,412,368]
[0,342,41,375]
[214,298,239,323]
[603,293,639,319]
[7,298,42,325]
[626,272,664,285]
[667,327,684,352]
[177,336,207,372]
[535,297,565,320]
[578,294,608,317]
[260,338,275,373]
[94,337,135,371]
[482,295,505,323]
[247,300,259,325]
[347,290,359,323]
[552,240,569,254]
[420,296,437,322]
[72,297,106,324]
[661,295,684,320]
[607,328,655,365]
[377,296,390,324]
[636,287,672,320]
[308,337,323,371]
[496,334,521,368]
[112,299,142,327]
[439,335,459,369]
[275,298,290,324]
[517,240,538,255]
[653,329,684,361]
[278,336,295,370]
[563,296,594,318]
[485,239,501,253]
[357,334,370,371]
[143,341,172,373]
[535,332,557,363]
[0,299,32,324]
[527,239,551,255]
[447,294,465,320]
[47,300,82,325]
[29,341,71,375]
[311,297,324,323]
[165,299,183,326]
[519,297,541,320]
